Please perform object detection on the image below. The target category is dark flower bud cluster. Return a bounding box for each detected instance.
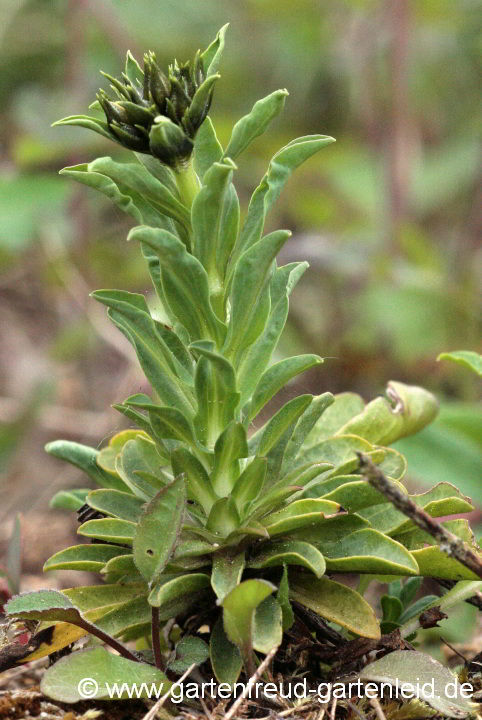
[96,50,219,168]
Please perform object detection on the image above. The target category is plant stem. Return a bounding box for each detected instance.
[357,452,482,579]
[399,581,482,638]
[151,606,164,671]
[77,619,140,662]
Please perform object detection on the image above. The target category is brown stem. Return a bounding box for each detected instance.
[76,619,140,662]
[151,606,164,671]
[357,453,482,580]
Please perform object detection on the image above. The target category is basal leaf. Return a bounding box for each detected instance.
[49,489,89,511]
[211,551,245,600]
[302,392,365,446]
[211,422,248,497]
[289,575,380,639]
[148,573,211,607]
[277,565,294,631]
[45,440,127,492]
[222,579,277,665]
[171,448,217,515]
[260,498,339,536]
[252,596,283,654]
[86,489,145,523]
[77,518,136,545]
[231,457,267,513]
[248,540,326,578]
[44,544,130,572]
[169,636,210,674]
[210,615,242,685]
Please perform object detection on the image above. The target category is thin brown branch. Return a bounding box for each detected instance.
[151,606,164,672]
[357,453,482,580]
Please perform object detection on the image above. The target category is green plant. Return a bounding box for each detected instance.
[3,28,481,703]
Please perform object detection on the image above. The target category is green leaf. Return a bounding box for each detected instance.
[130,402,197,452]
[192,158,239,305]
[277,565,294,631]
[281,393,335,471]
[227,135,335,276]
[128,226,226,347]
[45,440,127,492]
[250,395,313,458]
[224,89,289,161]
[358,650,477,718]
[248,541,326,578]
[206,496,241,536]
[86,157,191,229]
[191,341,240,447]
[211,551,246,600]
[247,355,323,422]
[336,382,439,446]
[303,392,366,446]
[44,544,130,572]
[97,429,153,475]
[49,489,90,511]
[86,489,145,523]
[289,575,380,639]
[52,114,112,141]
[381,595,403,623]
[438,350,482,376]
[171,448,217,515]
[260,499,340,536]
[360,482,474,535]
[319,478,405,512]
[115,437,167,499]
[133,478,187,584]
[320,529,420,576]
[223,230,292,362]
[134,152,180,197]
[63,583,146,612]
[201,24,229,77]
[148,573,211,607]
[169,636,210,674]
[289,513,369,543]
[193,117,224,179]
[222,579,277,671]
[77,518,136,545]
[210,615,242,685]
[6,590,82,624]
[101,555,138,582]
[237,262,309,404]
[92,290,195,417]
[231,457,267,513]
[409,547,482,581]
[397,595,439,624]
[41,647,171,703]
[211,422,248,496]
[253,596,283,653]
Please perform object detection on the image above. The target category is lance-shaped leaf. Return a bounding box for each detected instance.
[227,135,335,277]
[101,555,138,582]
[359,650,477,718]
[438,350,482,376]
[201,24,229,77]
[86,156,190,229]
[206,496,241,536]
[252,596,283,654]
[336,382,439,446]
[92,290,195,417]
[281,393,335,471]
[231,457,267,513]
[171,448,217,515]
[41,647,171,703]
[86,489,145,523]
[191,341,240,447]
[224,89,289,161]
[52,114,112,141]
[212,551,245,600]
[290,575,380,639]
[128,226,226,347]
[148,573,211,607]
[211,422,249,497]
[247,354,323,422]
[59,163,175,232]
[78,518,136,545]
[319,477,407,512]
[97,429,152,475]
[210,615,243,686]
[192,159,238,307]
[133,477,187,584]
[223,229,292,362]
[249,395,313,458]
[222,579,277,675]
[277,565,294,631]
[193,117,224,179]
[128,402,202,464]
[248,540,326,578]
[45,440,127,492]
[49,488,90,511]
[260,498,339,536]
[319,528,420,576]
[290,513,370,544]
[134,152,180,197]
[44,545,131,572]
[238,262,308,404]
[186,73,221,133]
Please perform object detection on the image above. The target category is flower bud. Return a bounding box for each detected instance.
[149,116,193,168]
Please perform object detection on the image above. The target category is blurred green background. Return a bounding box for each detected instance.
[0,0,480,558]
